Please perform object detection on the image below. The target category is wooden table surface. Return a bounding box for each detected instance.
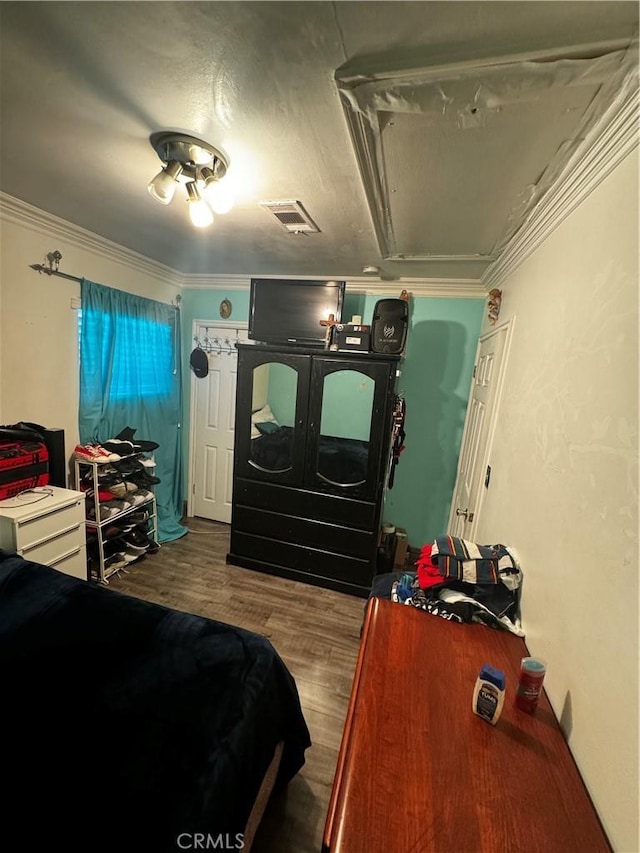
[323,597,610,853]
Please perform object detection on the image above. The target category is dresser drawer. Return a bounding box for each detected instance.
[48,545,87,580]
[13,498,84,551]
[21,523,85,567]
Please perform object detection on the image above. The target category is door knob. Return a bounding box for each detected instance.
[455,507,469,518]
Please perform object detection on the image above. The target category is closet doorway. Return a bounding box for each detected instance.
[448,318,514,539]
[188,321,248,523]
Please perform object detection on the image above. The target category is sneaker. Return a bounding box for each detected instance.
[120,548,141,563]
[102,539,124,558]
[104,553,128,572]
[127,510,150,526]
[74,444,119,464]
[129,471,161,487]
[106,480,139,497]
[133,439,159,452]
[121,539,148,555]
[113,457,145,475]
[102,498,134,514]
[92,504,120,521]
[97,464,119,475]
[74,444,101,462]
[85,488,117,503]
[102,523,126,540]
[102,439,136,458]
[124,527,150,547]
[125,527,159,553]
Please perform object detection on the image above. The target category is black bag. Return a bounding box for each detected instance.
[0,421,47,443]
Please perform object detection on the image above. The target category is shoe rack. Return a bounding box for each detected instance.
[74,455,159,584]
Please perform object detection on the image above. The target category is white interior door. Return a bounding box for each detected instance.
[191,324,247,523]
[448,320,513,539]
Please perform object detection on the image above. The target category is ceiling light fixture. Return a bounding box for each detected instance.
[147,132,232,227]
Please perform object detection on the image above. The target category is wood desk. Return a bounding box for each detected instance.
[323,597,610,853]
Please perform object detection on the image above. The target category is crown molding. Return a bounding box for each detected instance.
[181,274,252,291]
[347,277,485,298]
[482,77,639,291]
[1,192,485,298]
[182,273,485,298]
[0,192,184,288]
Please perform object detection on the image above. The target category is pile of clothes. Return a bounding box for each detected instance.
[389,535,524,636]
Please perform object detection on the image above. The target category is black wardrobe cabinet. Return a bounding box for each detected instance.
[227,343,401,597]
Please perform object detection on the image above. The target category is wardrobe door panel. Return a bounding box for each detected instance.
[234,349,310,486]
[306,357,394,500]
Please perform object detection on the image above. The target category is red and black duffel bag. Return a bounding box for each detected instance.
[0,424,50,500]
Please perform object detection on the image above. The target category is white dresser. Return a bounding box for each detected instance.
[0,486,87,579]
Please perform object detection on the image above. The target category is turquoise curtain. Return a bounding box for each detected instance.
[79,279,187,543]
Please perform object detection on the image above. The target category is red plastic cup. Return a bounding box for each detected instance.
[515,657,547,713]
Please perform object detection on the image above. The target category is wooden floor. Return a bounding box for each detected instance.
[107,516,366,853]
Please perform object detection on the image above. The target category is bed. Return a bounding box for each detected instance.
[0,550,311,852]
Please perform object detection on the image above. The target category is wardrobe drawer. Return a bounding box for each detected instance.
[13,499,84,552]
[230,531,374,588]
[233,478,377,529]
[233,505,374,559]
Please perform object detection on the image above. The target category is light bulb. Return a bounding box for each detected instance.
[189,200,214,228]
[203,180,234,214]
[186,181,214,227]
[147,160,183,205]
[200,166,234,214]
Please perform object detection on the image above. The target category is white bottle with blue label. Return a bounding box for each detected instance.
[472,664,506,725]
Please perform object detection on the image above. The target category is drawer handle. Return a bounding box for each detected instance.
[21,523,82,553]
[20,502,82,524]
[49,546,82,567]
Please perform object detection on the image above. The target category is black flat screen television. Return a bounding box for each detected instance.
[249,279,345,347]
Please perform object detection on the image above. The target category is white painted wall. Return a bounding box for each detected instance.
[0,196,181,483]
[475,150,639,852]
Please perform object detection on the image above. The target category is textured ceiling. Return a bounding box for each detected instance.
[0,1,637,280]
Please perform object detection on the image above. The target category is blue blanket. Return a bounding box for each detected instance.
[0,551,311,851]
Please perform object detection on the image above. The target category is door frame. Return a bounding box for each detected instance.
[187,318,248,519]
[447,317,515,539]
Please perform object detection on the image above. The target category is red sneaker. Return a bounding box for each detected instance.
[74,444,120,464]
[74,444,103,462]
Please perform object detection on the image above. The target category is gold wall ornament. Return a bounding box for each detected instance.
[487,289,502,325]
[219,298,232,319]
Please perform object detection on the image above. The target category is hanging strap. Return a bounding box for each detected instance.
[388,396,406,489]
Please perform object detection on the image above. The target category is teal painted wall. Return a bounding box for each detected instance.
[182,289,250,336]
[180,287,484,549]
[380,295,484,548]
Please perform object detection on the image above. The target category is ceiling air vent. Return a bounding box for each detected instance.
[260,199,320,233]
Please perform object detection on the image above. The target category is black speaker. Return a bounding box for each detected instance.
[371,299,408,354]
[42,428,66,487]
